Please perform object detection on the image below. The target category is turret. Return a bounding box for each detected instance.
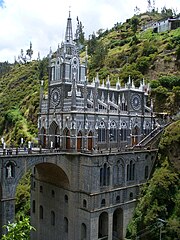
[65,11,73,43]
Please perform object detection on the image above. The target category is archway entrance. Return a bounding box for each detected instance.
[31,163,70,240]
[49,121,60,148]
[88,131,93,150]
[77,131,82,151]
[113,208,123,240]
[98,212,108,239]
[63,128,70,150]
[131,126,140,146]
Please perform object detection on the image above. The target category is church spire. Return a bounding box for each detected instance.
[65,11,73,43]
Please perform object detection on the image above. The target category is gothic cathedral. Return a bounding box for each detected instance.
[31,12,158,240]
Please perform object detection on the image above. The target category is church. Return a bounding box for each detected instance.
[31,12,158,240]
[38,12,154,152]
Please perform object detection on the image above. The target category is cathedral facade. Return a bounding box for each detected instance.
[32,13,157,240]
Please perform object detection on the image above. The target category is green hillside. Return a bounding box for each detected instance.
[0,59,48,145]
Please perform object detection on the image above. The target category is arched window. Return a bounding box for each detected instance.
[98,121,106,142]
[101,199,106,207]
[63,128,70,150]
[64,217,68,233]
[32,200,35,213]
[64,194,68,203]
[87,131,93,150]
[98,212,108,238]
[113,208,123,239]
[129,192,133,200]
[144,121,151,135]
[52,190,55,198]
[145,166,149,179]
[116,195,120,203]
[100,168,103,186]
[51,211,55,226]
[39,205,43,219]
[40,186,43,193]
[100,163,110,186]
[120,122,128,141]
[83,199,87,208]
[113,160,124,186]
[81,223,87,240]
[127,160,135,181]
[77,131,82,151]
[110,121,117,142]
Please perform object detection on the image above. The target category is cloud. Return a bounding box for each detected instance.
[0,0,179,63]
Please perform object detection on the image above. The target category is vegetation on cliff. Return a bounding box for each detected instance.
[126,120,180,240]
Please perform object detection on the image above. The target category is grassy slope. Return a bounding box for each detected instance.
[0,60,48,145]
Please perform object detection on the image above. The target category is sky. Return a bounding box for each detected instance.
[0,0,179,63]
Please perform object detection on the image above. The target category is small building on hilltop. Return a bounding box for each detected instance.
[141,16,180,33]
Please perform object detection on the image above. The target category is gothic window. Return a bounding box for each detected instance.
[100,163,110,186]
[144,121,151,135]
[65,64,70,80]
[116,195,120,203]
[98,212,108,238]
[51,190,55,198]
[40,186,43,193]
[98,121,106,142]
[39,205,43,219]
[51,67,55,81]
[129,192,133,200]
[51,211,55,226]
[100,168,103,186]
[32,200,35,213]
[110,121,117,142]
[113,161,124,186]
[120,122,128,141]
[83,199,87,208]
[64,195,68,203]
[81,223,87,240]
[127,160,135,181]
[145,166,149,179]
[64,217,68,233]
[101,199,106,207]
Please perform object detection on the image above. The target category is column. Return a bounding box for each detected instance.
[108,212,113,240]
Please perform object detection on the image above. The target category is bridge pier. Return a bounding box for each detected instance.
[0,198,15,236]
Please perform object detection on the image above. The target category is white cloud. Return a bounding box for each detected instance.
[0,0,179,63]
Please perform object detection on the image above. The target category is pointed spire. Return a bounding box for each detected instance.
[112,93,115,102]
[65,11,73,43]
[116,77,121,90]
[95,72,100,84]
[128,75,131,85]
[106,75,110,88]
[122,93,125,103]
[102,79,105,87]
[132,79,135,88]
[90,90,93,101]
[101,91,105,102]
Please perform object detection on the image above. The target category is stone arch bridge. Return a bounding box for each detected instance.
[0,147,158,240]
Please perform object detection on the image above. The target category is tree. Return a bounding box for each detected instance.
[1,217,35,240]
[87,32,97,55]
[130,16,139,33]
